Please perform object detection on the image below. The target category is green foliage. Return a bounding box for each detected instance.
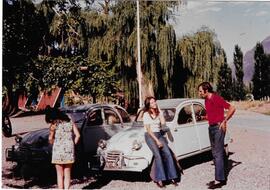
[252,43,270,99]
[32,56,120,103]
[82,1,179,101]
[233,45,245,100]
[2,0,47,113]
[217,51,233,100]
[175,27,225,98]
[3,0,233,111]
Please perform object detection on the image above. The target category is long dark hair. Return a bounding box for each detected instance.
[45,106,70,124]
[144,96,160,116]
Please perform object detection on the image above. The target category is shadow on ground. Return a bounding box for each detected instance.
[2,151,242,189]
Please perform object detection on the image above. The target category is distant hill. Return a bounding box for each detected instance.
[243,36,270,83]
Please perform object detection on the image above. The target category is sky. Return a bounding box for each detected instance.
[172,0,270,63]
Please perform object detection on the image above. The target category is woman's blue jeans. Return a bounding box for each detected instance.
[208,125,226,181]
[145,132,178,182]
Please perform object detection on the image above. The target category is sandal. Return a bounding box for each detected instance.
[171,179,178,186]
[156,181,165,188]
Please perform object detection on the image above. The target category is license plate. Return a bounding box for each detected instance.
[105,162,121,169]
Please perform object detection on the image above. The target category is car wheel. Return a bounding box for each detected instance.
[142,166,151,182]
[20,164,31,180]
[2,115,12,137]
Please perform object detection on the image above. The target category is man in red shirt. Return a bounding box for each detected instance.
[198,82,235,189]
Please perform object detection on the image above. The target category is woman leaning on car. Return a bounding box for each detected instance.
[143,96,180,188]
[45,106,80,189]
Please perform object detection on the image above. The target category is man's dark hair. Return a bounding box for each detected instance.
[198,82,214,93]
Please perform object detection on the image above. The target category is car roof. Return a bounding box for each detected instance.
[157,98,204,109]
[157,98,188,109]
[60,103,119,113]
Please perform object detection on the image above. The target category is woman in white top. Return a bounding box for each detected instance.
[143,96,179,188]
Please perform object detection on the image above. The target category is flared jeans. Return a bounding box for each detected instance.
[145,132,178,182]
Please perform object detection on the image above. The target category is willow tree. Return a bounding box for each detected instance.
[175,27,225,98]
[83,0,179,103]
[47,3,88,56]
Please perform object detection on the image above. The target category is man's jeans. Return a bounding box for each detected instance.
[145,132,178,182]
[209,125,226,181]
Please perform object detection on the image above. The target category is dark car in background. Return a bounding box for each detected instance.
[5,103,132,178]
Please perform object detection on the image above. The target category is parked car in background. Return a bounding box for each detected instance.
[5,103,132,178]
[98,99,231,172]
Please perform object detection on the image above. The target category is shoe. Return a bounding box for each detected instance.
[156,181,165,188]
[171,179,178,186]
[208,181,227,189]
[206,181,215,186]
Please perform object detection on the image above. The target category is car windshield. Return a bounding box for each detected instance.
[161,108,175,122]
[135,108,176,123]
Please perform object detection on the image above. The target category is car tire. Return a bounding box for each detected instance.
[20,164,31,180]
[2,115,12,137]
[142,167,151,182]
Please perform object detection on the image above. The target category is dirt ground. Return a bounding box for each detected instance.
[232,100,270,115]
[1,102,270,189]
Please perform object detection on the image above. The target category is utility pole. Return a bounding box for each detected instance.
[136,0,143,108]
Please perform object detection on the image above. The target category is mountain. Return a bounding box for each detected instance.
[243,36,270,83]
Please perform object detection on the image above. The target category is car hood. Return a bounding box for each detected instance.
[105,127,145,152]
[21,128,50,148]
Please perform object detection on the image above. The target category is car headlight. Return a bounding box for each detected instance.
[132,140,142,151]
[15,135,22,143]
[98,139,107,150]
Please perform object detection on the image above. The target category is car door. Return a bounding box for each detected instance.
[193,103,210,150]
[171,103,200,157]
[82,108,107,155]
[103,107,123,137]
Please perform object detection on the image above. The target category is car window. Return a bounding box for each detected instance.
[104,108,121,125]
[115,107,131,123]
[135,109,144,122]
[193,104,207,123]
[161,109,175,122]
[86,109,103,126]
[177,105,194,125]
[67,112,86,123]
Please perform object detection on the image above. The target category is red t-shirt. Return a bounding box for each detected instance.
[205,93,230,125]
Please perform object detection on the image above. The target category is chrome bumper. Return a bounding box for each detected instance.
[103,150,149,172]
[6,146,50,163]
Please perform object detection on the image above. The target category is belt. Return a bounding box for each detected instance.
[209,122,221,127]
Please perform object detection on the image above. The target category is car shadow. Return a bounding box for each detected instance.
[2,163,93,189]
[82,170,151,189]
[179,150,214,170]
[2,165,56,189]
[179,151,242,179]
[2,152,242,189]
[82,152,214,189]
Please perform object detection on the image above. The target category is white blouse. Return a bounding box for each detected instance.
[143,112,162,132]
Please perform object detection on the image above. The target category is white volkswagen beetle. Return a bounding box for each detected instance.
[97,98,231,172]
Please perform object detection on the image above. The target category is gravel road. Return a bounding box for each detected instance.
[2,110,270,189]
